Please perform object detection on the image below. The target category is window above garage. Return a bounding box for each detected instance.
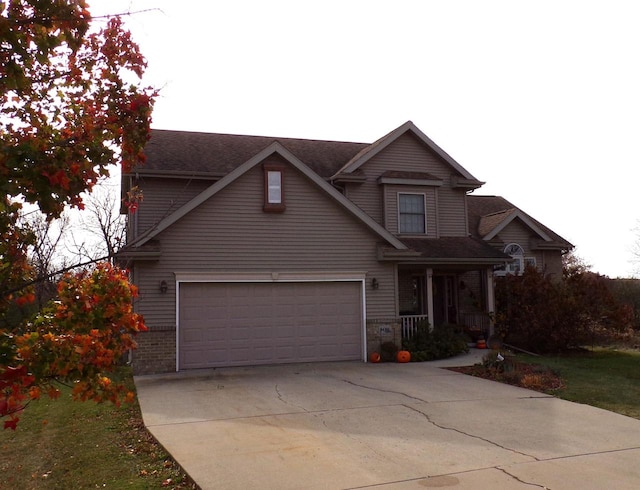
[263,163,285,212]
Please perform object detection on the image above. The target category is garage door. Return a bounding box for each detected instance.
[178,281,363,369]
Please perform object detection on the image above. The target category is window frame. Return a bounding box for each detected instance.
[495,243,534,276]
[397,192,427,235]
[263,163,286,213]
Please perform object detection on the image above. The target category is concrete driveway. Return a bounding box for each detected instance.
[135,356,640,489]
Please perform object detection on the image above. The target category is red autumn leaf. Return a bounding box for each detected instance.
[1,1,153,429]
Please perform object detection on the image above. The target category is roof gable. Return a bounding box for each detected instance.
[480,209,552,241]
[331,121,483,185]
[468,195,573,249]
[130,142,407,250]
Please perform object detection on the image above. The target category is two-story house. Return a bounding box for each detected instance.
[119,121,572,374]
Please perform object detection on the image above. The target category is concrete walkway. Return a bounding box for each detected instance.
[135,352,640,489]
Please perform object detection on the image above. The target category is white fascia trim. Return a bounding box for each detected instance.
[483,210,552,242]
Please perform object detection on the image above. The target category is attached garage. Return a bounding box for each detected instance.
[177,280,364,370]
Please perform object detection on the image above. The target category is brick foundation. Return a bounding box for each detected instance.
[366,318,401,357]
[133,326,176,375]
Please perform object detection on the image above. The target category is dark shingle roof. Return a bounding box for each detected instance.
[467,195,572,247]
[136,129,368,178]
[401,237,509,260]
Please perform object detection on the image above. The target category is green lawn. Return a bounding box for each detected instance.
[0,368,196,489]
[518,348,640,420]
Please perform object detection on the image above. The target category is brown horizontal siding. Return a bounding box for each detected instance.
[134,163,396,328]
[135,177,214,236]
[347,132,470,239]
[437,186,468,236]
[345,181,383,225]
[495,220,535,254]
[541,251,563,278]
[365,132,463,178]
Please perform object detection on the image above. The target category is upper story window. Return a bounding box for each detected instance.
[495,243,537,276]
[504,243,524,274]
[263,164,285,212]
[398,193,426,234]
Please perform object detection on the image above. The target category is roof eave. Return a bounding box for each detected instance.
[452,176,485,190]
[125,168,225,180]
[377,177,443,186]
[381,256,510,265]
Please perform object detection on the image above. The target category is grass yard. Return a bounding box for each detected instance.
[518,348,640,420]
[0,368,197,489]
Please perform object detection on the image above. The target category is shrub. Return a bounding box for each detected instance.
[380,341,398,362]
[495,267,632,353]
[403,322,469,361]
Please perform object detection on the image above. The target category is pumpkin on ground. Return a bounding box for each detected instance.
[396,350,411,363]
[369,352,381,363]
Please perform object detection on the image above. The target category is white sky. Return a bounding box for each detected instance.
[96,0,640,278]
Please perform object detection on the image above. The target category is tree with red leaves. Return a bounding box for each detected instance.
[1,1,154,429]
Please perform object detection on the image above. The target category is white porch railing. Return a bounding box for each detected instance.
[400,315,429,340]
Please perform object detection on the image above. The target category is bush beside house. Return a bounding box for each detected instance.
[402,322,469,361]
[495,266,632,353]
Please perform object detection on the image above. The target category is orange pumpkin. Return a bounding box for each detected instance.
[396,350,411,363]
[369,352,381,363]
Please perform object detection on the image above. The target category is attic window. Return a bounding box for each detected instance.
[263,164,285,212]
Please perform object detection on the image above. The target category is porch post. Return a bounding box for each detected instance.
[485,267,495,336]
[426,268,434,330]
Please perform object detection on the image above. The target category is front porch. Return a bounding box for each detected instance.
[398,266,494,340]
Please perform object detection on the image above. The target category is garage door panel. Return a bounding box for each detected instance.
[179,281,363,369]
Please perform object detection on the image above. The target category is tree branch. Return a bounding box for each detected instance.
[1,255,113,298]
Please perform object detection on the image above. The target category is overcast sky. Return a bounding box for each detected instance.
[97,1,640,278]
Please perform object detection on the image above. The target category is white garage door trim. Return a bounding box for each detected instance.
[174,271,368,371]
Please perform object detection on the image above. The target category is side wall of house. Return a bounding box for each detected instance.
[132,177,214,236]
[541,250,564,278]
[345,132,469,236]
[132,156,397,373]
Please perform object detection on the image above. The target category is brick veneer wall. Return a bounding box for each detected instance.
[133,326,176,375]
[366,318,402,357]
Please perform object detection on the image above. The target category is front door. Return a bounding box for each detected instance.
[433,275,458,326]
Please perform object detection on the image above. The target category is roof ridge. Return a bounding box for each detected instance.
[149,128,368,146]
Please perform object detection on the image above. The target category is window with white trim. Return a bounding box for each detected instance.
[398,193,426,234]
[494,243,524,276]
[263,163,285,212]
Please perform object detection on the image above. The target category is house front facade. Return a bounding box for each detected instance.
[119,122,572,374]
